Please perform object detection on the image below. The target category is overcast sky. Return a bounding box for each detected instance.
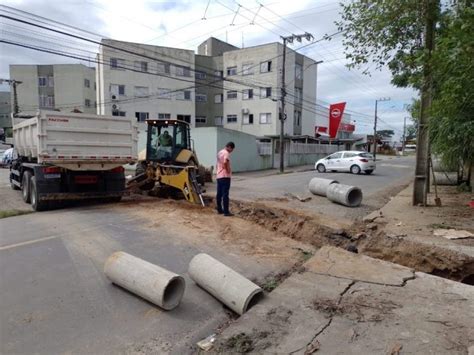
[0,0,416,137]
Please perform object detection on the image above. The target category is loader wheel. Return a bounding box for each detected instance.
[135,162,155,191]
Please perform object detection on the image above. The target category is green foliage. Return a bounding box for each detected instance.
[336,0,429,88]
[376,129,395,138]
[430,2,474,168]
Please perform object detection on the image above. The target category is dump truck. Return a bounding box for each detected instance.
[9,111,137,211]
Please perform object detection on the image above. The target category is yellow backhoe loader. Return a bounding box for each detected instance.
[127,119,205,206]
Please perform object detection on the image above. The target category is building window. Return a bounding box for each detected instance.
[259,113,271,124]
[175,66,191,77]
[85,99,91,107]
[195,71,206,79]
[227,90,238,100]
[295,87,302,103]
[176,90,192,100]
[242,63,254,75]
[227,114,237,123]
[243,114,254,125]
[39,94,47,107]
[112,111,126,117]
[295,64,303,80]
[177,114,191,123]
[110,84,126,96]
[294,110,301,126]
[48,76,54,87]
[226,66,237,76]
[158,113,171,119]
[157,88,171,99]
[214,70,224,78]
[135,61,148,72]
[196,93,207,102]
[135,112,149,122]
[215,116,223,126]
[110,58,125,69]
[134,86,149,97]
[260,87,272,98]
[243,89,253,100]
[196,116,207,124]
[157,62,170,74]
[214,94,223,103]
[38,77,47,87]
[84,79,90,88]
[260,61,272,73]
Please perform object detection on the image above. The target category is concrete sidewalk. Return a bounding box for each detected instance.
[214,246,474,354]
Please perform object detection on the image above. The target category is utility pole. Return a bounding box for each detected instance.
[279,32,313,173]
[402,117,408,156]
[373,97,390,161]
[413,0,436,206]
[0,79,22,116]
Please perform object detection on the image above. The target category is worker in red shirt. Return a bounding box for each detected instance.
[216,142,235,216]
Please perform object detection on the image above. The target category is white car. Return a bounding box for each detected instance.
[315,150,376,175]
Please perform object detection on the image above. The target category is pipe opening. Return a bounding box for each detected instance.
[347,188,363,207]
[243,289,264,313]
[163,277,185,310]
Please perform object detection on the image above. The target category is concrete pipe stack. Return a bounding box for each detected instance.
[308,177,363,207]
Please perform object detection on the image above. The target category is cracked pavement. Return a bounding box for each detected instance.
[215,246,474,354]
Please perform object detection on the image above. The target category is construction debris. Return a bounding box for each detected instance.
[433,229,474,240]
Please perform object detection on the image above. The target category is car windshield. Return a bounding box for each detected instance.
[358,152,373,158]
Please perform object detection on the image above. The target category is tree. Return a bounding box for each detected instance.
[406,125,417,141]
[429,2,474,180]
[376,130,395,138]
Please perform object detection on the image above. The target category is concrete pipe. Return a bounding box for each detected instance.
[327,183,363,207]
[188,253,263,315]
[104,251,185,310]
[308,177,339,197]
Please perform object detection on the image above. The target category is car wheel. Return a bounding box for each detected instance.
[30,175,49,211]
[22,170,32,203]
[317,164,326,173]
[350,165,361,174]
[365,170,374,175]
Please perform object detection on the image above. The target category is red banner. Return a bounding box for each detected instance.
[329,102,346,138]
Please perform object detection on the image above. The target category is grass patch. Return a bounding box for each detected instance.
[0,209,33,219]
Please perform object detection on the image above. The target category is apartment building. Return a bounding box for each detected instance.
[0,92,11,130]
[96,39,196,126]
[196,38,318,137]
[9,64,96,114]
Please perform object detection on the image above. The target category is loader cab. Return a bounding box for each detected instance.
[146,119,192,163]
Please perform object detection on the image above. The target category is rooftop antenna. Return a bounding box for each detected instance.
[230,4,241,26]
[202,0,211,20]
[250,3,263,25]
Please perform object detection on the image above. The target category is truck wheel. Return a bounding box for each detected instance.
[22,170,32,203]
[30,176,49,211]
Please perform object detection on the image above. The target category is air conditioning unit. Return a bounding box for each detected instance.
[111,94,117,100]
[112,104,120,111]
[242,108,249,114]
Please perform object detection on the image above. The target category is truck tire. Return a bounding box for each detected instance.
[135,162,155,191]
[30,176,49,211]
[22,170,32,203]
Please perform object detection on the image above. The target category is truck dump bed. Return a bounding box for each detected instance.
[13,111,137,170]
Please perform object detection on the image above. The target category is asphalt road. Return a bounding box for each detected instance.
[0,155,415,353]
[210,155,416,221]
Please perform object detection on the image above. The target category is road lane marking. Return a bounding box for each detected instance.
[0,235,60,251]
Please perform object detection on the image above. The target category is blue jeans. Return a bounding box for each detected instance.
[216,178,231,214]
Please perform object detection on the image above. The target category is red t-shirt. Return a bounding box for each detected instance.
[216,148,231,178]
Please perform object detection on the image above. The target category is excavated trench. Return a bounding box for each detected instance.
[229,200,474,285]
